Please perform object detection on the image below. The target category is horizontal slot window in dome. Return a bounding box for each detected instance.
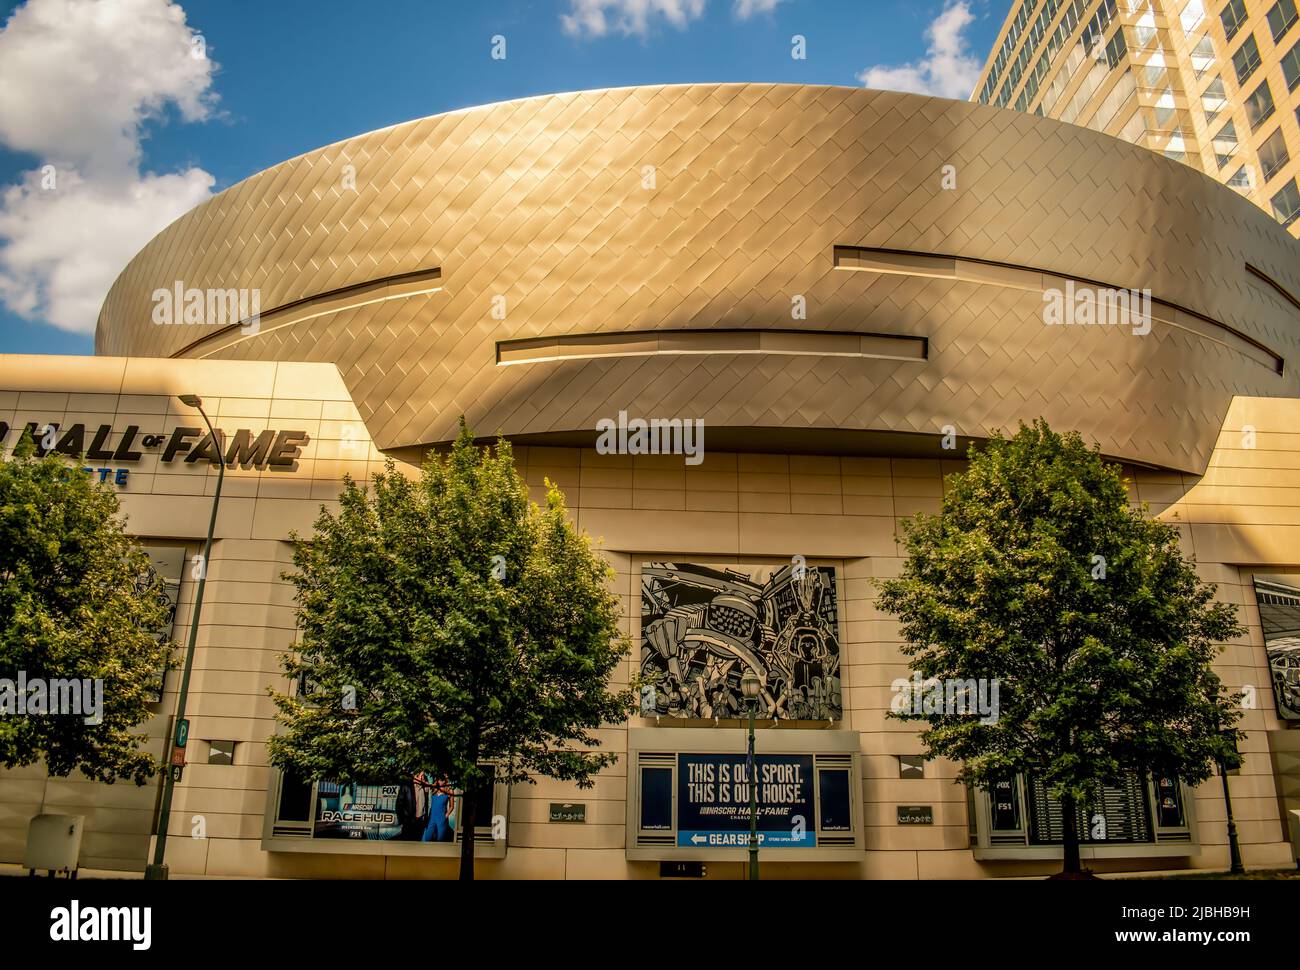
[495,329,928,366]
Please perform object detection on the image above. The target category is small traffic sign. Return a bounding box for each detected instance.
[170,765,184,783]
[170,746,187,767]
[175,718,190,748]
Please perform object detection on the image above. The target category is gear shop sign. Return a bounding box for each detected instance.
[676,753,816,847]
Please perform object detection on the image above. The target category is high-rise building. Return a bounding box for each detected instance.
[973,0,1300,236]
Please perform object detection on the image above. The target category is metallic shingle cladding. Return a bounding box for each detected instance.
[96,84,1300,473]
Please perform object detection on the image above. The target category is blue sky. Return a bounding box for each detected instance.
[0,0,1006,355]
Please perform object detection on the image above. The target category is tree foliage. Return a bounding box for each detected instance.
[0,432,174,784]
[269,421,635,878]
[875,420,1243,873]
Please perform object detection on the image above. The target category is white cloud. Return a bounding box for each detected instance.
[0,167,213,335]
[858,1,984,101]
[562,0,707,38]
[733,0,785,17]
[561,0,784,38]
[0,0,218,335]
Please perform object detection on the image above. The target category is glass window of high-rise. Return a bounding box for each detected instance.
[1105,27,1129,67]
[1222,0,1249,40]
[1234,33,1263,82]
[1154,86,1178,127]
[1137,5,1159,46]
[1258,126,1291,180]
[1245,78,1276,127]
[1267,0,1298,40]
[1146,50,1170,86]
[1283,38,1300,87]
[1192,34,1217,75]
[1214,118,1240,165]
[1272,177,1300,224]
[1202,75,1229,117]
[1229,163,1254,189]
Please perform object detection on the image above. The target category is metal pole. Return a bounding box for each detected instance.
[145,402,224,880]
[1220,756,1245,875]
[748,698,758,881]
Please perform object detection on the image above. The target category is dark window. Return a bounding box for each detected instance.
[1246,79,1276,128]
[1273,178,1300,226]
[1268,0,1298,39]
[640,766,673,830]
[276,773,314,822]
[818,769,852,831]
[1105,27,1129,69]
[469,774,495,828]
[1259,127,1291,180]
[967,785,979,845]
[1283,38,1300,88]
[1222,0,1249,39]
[1233,33,1262,82]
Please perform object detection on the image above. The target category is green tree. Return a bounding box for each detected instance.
[270,421,635,879]
[876,420,1243,877]
[0,432,174,784]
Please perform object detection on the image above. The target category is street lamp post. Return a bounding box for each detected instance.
[741,670,761,882]
[145,395,225,880]
[1218,727,1245,876]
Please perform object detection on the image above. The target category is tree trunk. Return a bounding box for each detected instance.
[459,723,481,882]
[457,780,476,881]
[1061,792,1082,875]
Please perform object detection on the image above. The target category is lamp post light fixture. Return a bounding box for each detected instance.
[741,669,762,882]
[144,395,225,880]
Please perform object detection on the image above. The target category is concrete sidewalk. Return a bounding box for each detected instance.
[0,862,269,880]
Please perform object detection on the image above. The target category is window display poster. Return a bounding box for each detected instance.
[676,753,816,847]
[1153,774,1185,828]
[1026,773,1152,844]
[314,773,459,842]
[990,777,1021,832]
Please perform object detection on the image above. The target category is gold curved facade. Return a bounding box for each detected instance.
[97,83,1300,475]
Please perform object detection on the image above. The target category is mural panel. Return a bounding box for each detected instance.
[1253,575,1300,720]
[640,562,841,720]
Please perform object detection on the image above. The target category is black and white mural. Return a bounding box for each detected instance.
[1253,575,1300,720]
[640,562,842,721]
